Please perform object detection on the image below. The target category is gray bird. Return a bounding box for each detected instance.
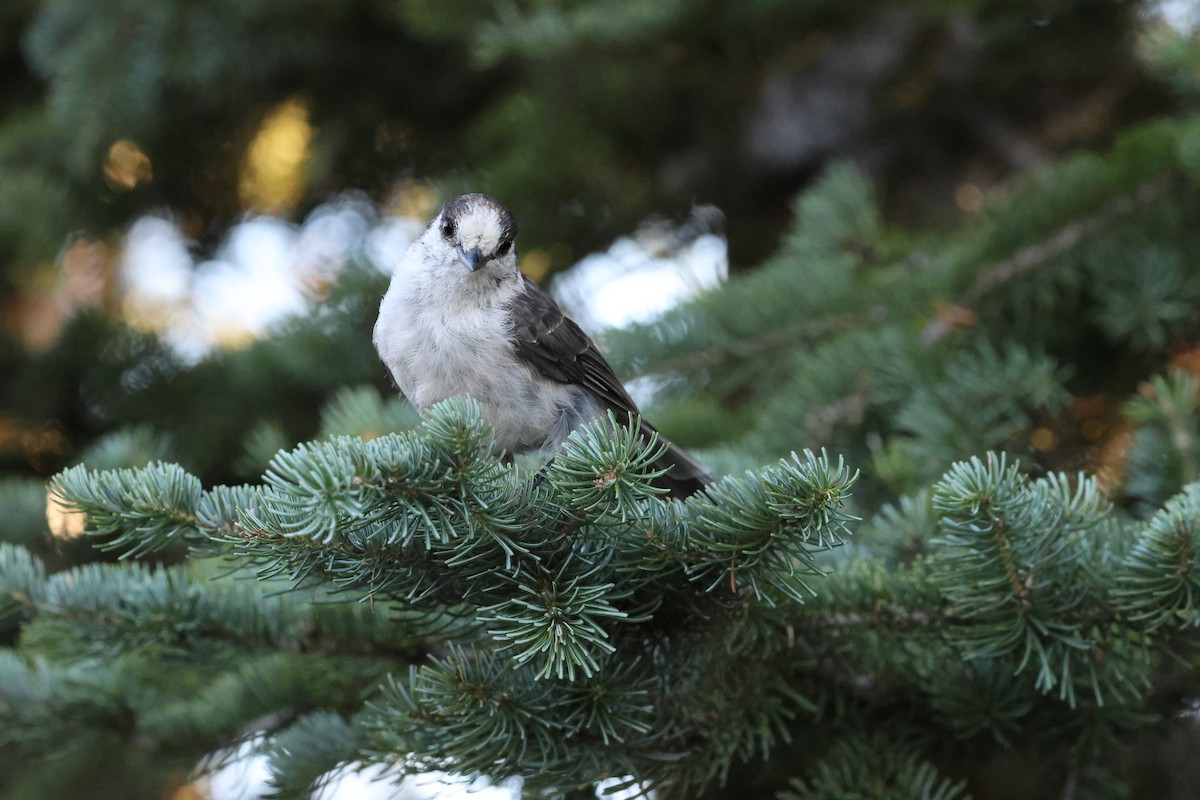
[374,193,711,497]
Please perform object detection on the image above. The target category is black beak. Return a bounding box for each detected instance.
[457,246,484,271]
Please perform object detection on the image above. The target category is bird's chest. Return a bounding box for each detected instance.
[376,283,590,452]
[394,303,519,408]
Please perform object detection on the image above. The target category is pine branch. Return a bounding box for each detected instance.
[0,542,48,617]
[49,462,207,557]
[482,577,628,681]
[1114,481,1200,630]
[687,451,857,603]
[263,710,363,800]
[545,411,670,519]
[31,380,1200,797]
[0,651,133,753]
[628,306,889,382]
[780,732,970,800]
[923,175,1172,343]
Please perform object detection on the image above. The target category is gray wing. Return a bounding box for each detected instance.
[506,274,641,418]
[505,274,711,497]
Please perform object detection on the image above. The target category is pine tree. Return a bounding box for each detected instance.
[6,112,1200,798]
[6,3,1200,797]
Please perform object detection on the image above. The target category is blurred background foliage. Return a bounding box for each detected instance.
[0,0,1170,267]
[5,0,1200,796]
[0,0,1184,482]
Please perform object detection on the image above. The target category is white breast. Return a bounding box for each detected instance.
[374,260,600,453]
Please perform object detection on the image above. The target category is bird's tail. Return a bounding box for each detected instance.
[638,419,712,499]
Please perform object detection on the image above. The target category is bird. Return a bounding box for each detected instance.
[373,193,711,498]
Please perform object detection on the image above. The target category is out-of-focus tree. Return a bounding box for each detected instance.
[0,0,1179,487]
[0,0,1170,277]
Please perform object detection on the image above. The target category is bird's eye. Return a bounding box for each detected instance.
[496,239,512,256]
[441,219,456,239]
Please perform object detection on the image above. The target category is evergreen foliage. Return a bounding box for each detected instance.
[5,4,1200,798]
[9,108,1200,795]
[0,0,1160,281]
[8,401,859,797]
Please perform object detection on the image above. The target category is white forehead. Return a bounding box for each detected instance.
[453,206,505,245]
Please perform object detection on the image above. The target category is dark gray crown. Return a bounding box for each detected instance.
[441,193,518,243]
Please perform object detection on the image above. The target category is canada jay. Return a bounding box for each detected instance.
[374,193,711,497]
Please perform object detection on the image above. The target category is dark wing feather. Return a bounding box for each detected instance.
[506,274,640,416]
[506,274,711,497]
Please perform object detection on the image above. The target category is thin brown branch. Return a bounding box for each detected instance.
[923,175,1172,344]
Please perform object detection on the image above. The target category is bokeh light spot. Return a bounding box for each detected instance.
[520,249,552,281]
[1031,427,1056,451]
[239,98,314,214]
[46,488,86,540]
[954,183,984,214]
[389,181,439,220]
[104,139,152,191]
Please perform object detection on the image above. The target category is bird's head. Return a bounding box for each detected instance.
[424,194,519,280]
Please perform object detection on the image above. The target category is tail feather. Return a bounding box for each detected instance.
[639,419,711,499]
